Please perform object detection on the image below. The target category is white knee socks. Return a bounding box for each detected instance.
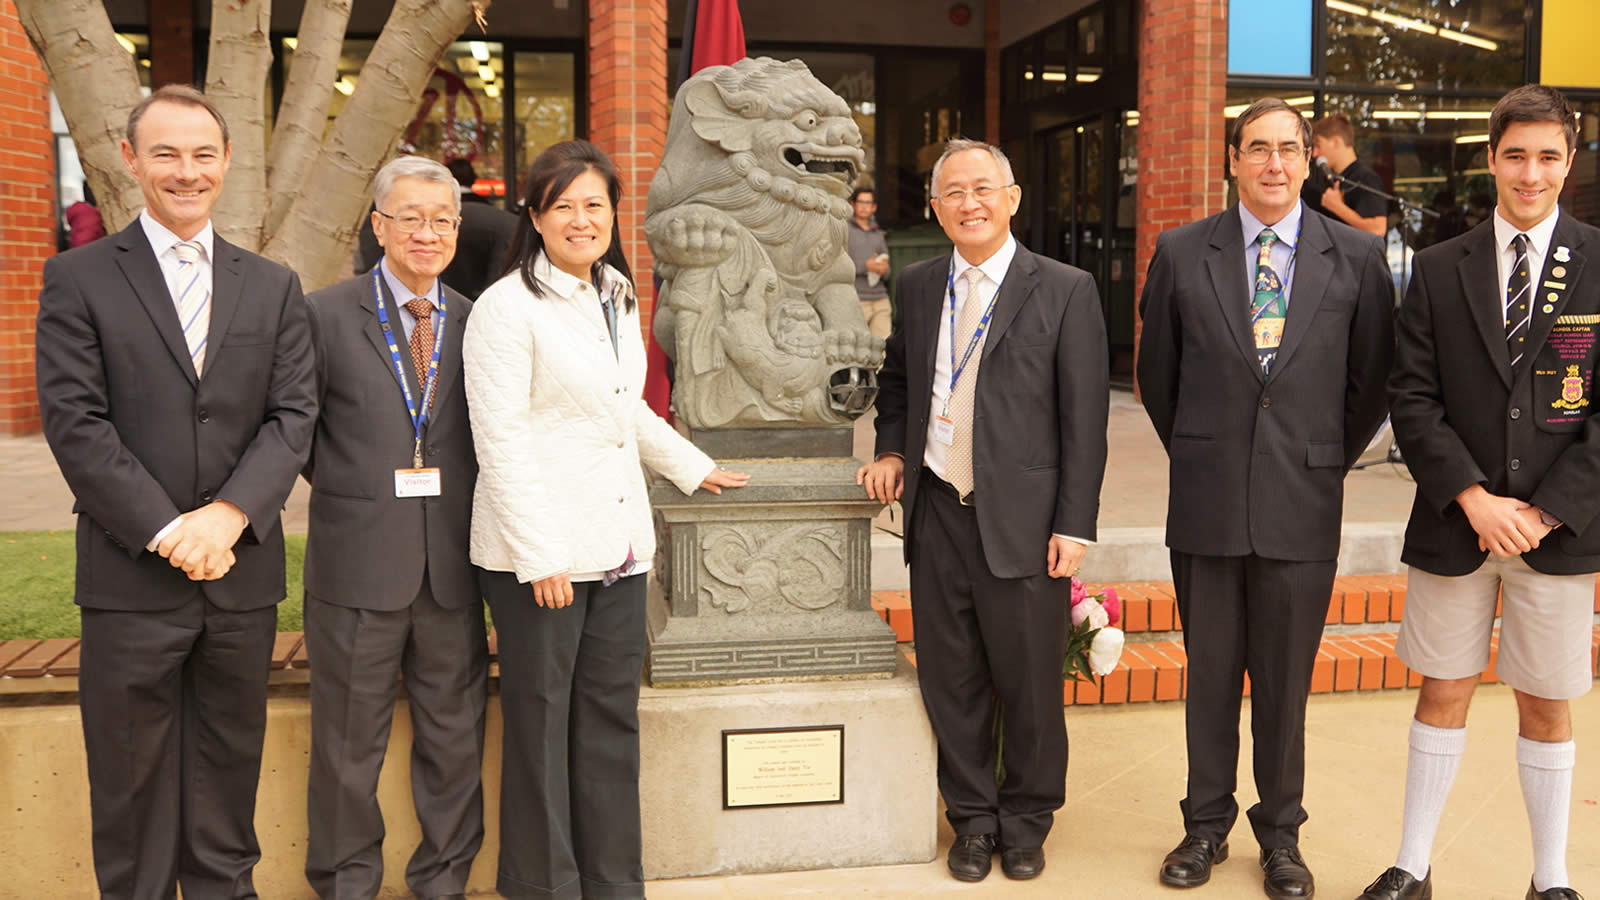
[1518,735,1576,893]
[1394,719,1467,881]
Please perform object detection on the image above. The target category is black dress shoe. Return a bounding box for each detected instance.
[1358,867,1431,900]
[1160,835,1229,887]
[1259,846,1314,899]
[1526,881,1585,900]
[947,833,997,882]
[1000,846,1045,880]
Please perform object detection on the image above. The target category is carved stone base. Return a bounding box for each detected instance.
[647,456,895,687]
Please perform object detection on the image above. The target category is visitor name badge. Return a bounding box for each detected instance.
[933,413,956,446]
[395,467,442,497]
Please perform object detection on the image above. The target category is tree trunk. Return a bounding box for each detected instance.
[261,0,492,291]
[263,0,353,238]
[205,0,274,251]
[15,0,145,233]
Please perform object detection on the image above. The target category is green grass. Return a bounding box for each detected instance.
[0,531,306,640]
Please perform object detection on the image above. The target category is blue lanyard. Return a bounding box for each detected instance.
[1249,214,1305,326]
[944,260,1003,414]
[371,259,447,467]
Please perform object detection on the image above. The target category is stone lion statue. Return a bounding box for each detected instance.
[646,57,884,430]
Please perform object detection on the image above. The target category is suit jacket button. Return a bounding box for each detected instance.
[197,409,210,423]
[1510,407,1522,420]
[200,489,213,502]
[1510,458,1522,471]
[1259,396,1271,408]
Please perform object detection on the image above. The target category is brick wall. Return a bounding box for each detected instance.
[1132,0,1228,374]
[0,1,53,435]
[588,0,668,335]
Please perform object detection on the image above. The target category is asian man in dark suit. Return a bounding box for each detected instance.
[1358,84,1599,900]
[858,138,1109,883]
[35,85,317,899]
[1136,97,1394,899]
[301,155,487,900]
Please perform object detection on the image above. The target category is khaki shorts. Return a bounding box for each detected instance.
[860,297,892,340]
[1397,555,1595,700]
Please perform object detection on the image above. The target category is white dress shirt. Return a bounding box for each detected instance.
[915,235,1089,547]
[1493,205,1561,316]
[139,212,229,551]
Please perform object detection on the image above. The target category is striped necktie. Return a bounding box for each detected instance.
[944,266,990,499]
[173,240,209,375]
[1506,233,1532,367]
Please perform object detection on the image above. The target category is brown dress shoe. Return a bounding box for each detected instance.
[1259,846,1314,899]
[1160,835,1229,887]
[947,833,997,882]
[1358,867,1431,900]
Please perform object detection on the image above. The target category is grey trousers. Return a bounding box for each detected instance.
[481,569,648,900]
[303,578,489,900]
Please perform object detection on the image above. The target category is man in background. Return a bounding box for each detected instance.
[1306,113,1388,237]
[441,158,518,298]
[848,186,893,340]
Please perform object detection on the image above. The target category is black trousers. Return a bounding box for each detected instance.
[482,569,648,900]
[908,476,1070,850]
[1170,550,1336,850]
[303,577,489,900]
[78,596,278,900]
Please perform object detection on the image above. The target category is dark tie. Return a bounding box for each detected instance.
[404,297,434,389]
[1506,233,1531,367]
[1251,227,1286,376]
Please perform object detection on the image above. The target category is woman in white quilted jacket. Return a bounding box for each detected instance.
[463,140,748,900]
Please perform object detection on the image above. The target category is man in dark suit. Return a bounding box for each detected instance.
[35,85,317,899]
[858,138,1109,882]
[1357,85,1598,900]
[1137,97,1394,899]
[301,156,487,900]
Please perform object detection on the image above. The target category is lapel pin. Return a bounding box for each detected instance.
[1544,304,1556,314]
[1544,280,1567,290]
[1548,292,1559,302]
[1554,246,1571,262]
[1553,265,1568,279]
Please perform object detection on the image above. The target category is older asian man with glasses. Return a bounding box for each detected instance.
[300,155,488,900]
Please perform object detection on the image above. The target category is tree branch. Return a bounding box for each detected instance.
[205,0,274,251]
[263,0,353,238]
[15,0,145,233]
[261,0,492,290]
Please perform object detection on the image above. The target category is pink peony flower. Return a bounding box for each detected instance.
[1100,587,1121,628]
[1088,626,1125,676]
[1070,577,1089,607]
[1072,597,1110,630]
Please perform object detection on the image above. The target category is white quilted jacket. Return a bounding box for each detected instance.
[463,255,714,583]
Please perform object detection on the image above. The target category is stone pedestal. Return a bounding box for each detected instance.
[647,454,897,686]
[638,653,937,878]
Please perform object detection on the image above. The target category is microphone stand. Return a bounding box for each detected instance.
[1327,167,1436,475]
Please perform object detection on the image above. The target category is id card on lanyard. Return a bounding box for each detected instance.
[932,261,1002,446]
[372,260,447,497]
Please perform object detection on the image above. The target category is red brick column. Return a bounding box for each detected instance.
[148,0,195,88]
[0,0,54,435]
[1133,0,1228,379]
[588,0,668,334]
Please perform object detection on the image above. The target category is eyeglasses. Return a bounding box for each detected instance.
[935,183,1015,207]
[1236,145,1306,165]
[376,210,462,235]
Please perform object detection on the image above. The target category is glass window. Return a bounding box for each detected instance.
[1228,0,1312,77]
[512,51,578,199]
[1075,10,1105,85]
[1324,0,1525,91]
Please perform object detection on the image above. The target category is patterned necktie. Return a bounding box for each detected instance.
[173,240,209,376]
[945,266,990,499]
[1506,233,1532,367]
[404,297,435,395]
[1250,227,1286,376]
